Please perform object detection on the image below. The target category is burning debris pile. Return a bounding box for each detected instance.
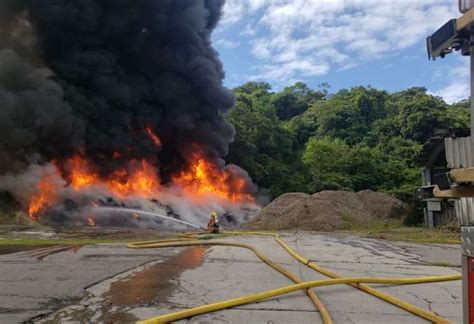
[0,0,259,228]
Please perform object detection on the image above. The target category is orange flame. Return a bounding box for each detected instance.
[145,127,162,147]
[68,154,98,190]
[107,160,160,199]
[172,153,254,203]
[26,150,253,222]
[87,216,96,226]
[62,155,161,200]
[28,169,61,220]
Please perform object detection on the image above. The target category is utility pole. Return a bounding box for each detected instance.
[426,2,474,323]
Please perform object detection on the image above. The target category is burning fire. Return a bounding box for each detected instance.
[108,160,160,199]
[87,217,96,226]
[172,153,254,203]
[68,154,98,190]
[28,168,61,220]
[145,127,162,147]
[25,147,253,221]
[26,156,162,221]
[64,155,161,199]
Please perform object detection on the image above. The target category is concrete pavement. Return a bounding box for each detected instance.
[0,232,462,323]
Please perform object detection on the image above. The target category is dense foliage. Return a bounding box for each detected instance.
[225,82,469,210]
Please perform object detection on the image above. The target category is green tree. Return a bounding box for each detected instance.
[302,137,352,191]
[226,81,466,215]
[226,82,308,197]
[390,87,449,143]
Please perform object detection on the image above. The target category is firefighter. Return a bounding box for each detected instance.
[207,212,220,234]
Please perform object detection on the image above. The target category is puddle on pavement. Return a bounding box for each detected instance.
[84,246,207,323]
[107,246,206,306]
[38,246,207,324]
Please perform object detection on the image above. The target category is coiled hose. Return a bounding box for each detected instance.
[128,231,461,324]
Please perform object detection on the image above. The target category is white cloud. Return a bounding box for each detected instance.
[219,0,459,84]
[430,81,469,104]
[220,0,246,26]
[250,38,272,59]
[337,62,359,72]
[430,56,470,104]
[215,38,240,49]
[250,59,329,81]
[241,24,256,36]
[220,0,267,26]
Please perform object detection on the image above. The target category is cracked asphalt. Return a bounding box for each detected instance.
[0,232,462,323]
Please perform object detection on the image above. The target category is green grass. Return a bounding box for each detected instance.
[195,234,222,240]
[0,237,136,246]
[338,214,403,231]
[339,221,460,244]
[0,237,137,255]
[0,214,460,247]
[335,214,460,244]
[364,228,460,244]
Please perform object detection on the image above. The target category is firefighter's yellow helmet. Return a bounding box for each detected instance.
[211,212,218,218]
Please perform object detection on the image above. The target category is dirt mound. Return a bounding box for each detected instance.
[246,193,310,229]
[246,190,408,231]
[356,190,407,220]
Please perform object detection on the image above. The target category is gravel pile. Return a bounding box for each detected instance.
[246,190,408,231]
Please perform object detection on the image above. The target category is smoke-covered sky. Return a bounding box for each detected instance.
[213,0,468,104]
[0,0,235,177]
[0,0,261,227]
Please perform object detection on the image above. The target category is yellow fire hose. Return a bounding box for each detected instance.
[128,231,461,324]
[129,238,331,323]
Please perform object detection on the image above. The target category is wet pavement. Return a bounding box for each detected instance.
[0,232,463,323]
[0,244,176,323]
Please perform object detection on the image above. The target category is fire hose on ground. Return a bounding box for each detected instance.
[127,231,462,324]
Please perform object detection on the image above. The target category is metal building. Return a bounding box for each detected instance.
[445,132,474,226]
[415,129,469,227]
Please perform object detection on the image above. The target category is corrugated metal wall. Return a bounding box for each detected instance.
[445,136,473,225]
[456,197,474,225]
[445,136,472,168]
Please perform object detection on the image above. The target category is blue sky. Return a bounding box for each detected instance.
[212,0,469,103]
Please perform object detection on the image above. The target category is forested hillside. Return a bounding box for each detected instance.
[225,82,469,207]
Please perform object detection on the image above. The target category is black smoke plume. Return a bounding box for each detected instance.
[0,0,236,179]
